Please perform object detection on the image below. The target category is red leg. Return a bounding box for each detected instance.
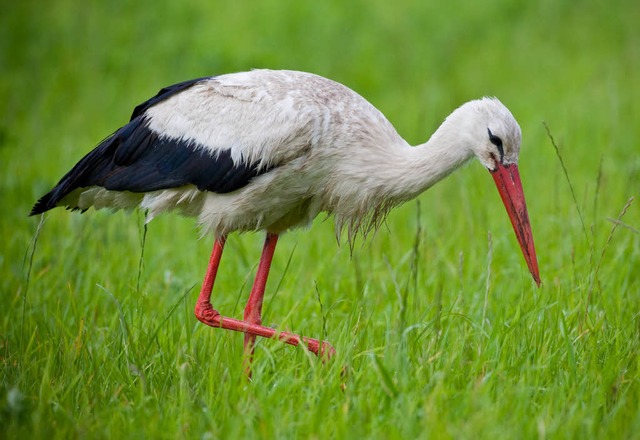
[194,235,336,363]
[194,236,227,316]
[243,233,278,366]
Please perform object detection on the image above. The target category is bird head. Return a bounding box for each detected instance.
[457,98,541,286]
[467,98,522,171]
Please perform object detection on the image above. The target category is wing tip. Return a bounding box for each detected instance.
[29,192,56,216]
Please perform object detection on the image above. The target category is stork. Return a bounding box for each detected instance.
[31,69,540,367]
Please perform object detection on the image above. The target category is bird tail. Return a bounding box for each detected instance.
[30,165,93,216]
[30,190,59,216]
[29,131,119,216]
[30,77,210,217]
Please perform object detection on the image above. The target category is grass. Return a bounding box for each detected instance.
[2,0,640,438]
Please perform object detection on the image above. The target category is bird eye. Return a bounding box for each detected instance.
[487,128,504,163]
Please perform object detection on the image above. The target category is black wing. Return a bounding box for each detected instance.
[129,76,210,121]
[31,78,273,216]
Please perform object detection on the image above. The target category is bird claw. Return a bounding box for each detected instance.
[305,338,336,360]
[195,301,337,361]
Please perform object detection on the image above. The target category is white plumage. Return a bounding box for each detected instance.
[32,69,540,365]
[41,70,519,237]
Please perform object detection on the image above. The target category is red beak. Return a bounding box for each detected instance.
[490,163,541,286]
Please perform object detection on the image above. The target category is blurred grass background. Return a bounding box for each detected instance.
[2,0,639,438]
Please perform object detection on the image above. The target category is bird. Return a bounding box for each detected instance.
[31,69,541,366]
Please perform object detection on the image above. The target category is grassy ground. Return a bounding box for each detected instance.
[2,0,639,438]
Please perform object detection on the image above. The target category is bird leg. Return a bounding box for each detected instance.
[242,233,278,367]
[194,234,336,368]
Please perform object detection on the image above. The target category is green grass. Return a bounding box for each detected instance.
[2,0,640,438]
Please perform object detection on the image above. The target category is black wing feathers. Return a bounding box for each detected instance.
[30,77,275,216]
[129,76,211,121]
[92,119,268,193]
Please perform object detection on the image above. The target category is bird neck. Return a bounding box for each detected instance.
[329,107,477,239]
[389,119,476,201]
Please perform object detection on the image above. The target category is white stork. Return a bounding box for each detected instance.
[31,69,540,365]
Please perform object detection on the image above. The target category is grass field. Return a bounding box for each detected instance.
[2,0,640,438]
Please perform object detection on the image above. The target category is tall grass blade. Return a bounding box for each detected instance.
[20,214,45,367]
[314,280,329,350]
[370,353,399,398]
[481,231,493,338]
[544,122,590,245]
[582,197,634,328]
[142,284,195,358]
[606,218,639,234]
[136,212,148,296]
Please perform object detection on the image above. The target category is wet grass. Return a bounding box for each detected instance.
[2,0,640,438]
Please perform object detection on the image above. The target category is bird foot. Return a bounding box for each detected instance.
[304,338,336,360]
[194,301,335,359]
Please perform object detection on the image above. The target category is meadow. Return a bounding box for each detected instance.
[2,0,639,438]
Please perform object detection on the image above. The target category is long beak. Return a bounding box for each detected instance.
[490,163,541,286]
